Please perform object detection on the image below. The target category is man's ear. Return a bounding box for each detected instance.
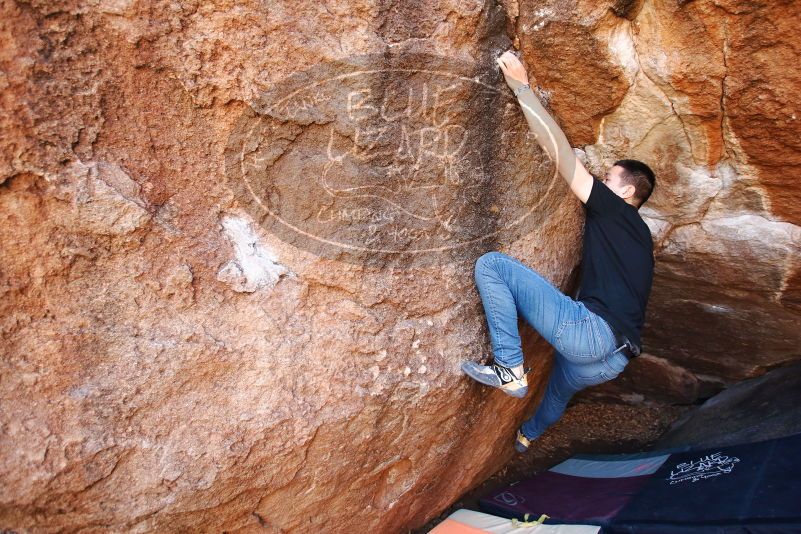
[622,183,636,200]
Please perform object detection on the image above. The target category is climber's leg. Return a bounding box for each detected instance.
[520,350,581,440]
[519,348,630,442]
[473,251,604,368]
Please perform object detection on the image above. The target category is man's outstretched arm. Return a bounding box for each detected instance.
[496,51,595,204]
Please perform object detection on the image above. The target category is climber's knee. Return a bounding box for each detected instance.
[474,251,505,279]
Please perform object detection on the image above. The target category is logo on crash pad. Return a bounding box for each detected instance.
[667,451,740,484]
[224,52,560,267]
[494,491,526,506]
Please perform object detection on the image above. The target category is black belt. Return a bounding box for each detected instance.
[609,325,641,360]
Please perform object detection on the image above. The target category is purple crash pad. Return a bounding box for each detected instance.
[480,470,651,525]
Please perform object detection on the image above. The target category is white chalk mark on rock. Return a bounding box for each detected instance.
[217,214,291,293]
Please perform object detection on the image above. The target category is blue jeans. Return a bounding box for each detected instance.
[474,251,630,441]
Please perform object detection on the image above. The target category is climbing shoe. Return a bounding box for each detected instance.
[460,360,530,398]
[514,428,532,453]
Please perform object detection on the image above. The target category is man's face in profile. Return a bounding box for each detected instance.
[602,165,635,203]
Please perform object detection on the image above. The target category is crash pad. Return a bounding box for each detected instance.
[605,431,801,533]
[479,448,685,526]
[429,509,601,533]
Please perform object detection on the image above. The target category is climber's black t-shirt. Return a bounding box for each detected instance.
[577,177,654,350]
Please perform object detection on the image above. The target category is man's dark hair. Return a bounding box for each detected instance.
[614,159,655,208]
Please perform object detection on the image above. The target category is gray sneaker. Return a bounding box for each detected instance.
[460,360,530,398]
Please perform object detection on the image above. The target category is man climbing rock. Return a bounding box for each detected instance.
[461,50,656,453]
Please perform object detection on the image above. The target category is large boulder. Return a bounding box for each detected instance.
[654,360,801,450]
[0,1,583,532]
[2,0,800,532]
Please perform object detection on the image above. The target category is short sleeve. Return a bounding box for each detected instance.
[584,176,625,217]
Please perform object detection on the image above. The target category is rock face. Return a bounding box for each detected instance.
[573,0,801,383]
[1,1,799,533]
[654,360,801,450]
